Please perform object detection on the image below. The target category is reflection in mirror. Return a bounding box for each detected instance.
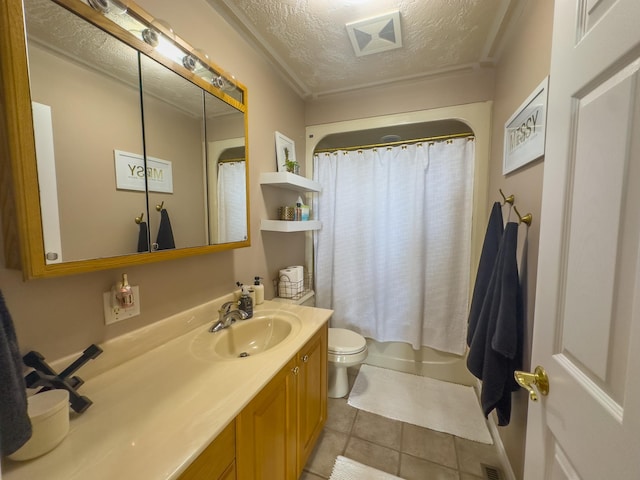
[205,92,247,243]
[3,0,250,277]
[139,54,207,251]
[25,0,146,263]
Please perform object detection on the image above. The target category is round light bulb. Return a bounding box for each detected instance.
[87,0,127,15]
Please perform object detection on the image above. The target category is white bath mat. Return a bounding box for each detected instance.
[348,364,492,444]
[329,455,404,480]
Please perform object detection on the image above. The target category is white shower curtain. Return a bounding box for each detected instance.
[217,161,247,243]
[313,138,474,355]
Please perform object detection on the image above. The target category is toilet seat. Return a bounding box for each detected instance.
[328,328,366,355]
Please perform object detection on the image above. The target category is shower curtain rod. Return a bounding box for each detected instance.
[217,157,245,164]
[313,131,474,154]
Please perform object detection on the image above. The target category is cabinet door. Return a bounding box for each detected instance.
[179,420,235,480]
[297,325,328,475]
[219,461,236,480]
[236,358,297,480]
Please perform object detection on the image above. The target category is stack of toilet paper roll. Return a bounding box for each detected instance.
[278,266,304,298]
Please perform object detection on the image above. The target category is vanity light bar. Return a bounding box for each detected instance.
[84,0,240,99]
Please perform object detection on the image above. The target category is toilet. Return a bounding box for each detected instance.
[327,327,367,398]
[273,290,368,398]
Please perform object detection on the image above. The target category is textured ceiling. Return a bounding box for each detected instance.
[25,0,239,119]
[207,0,521,99]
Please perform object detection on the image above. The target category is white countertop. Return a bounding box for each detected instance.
[2,300,332,480]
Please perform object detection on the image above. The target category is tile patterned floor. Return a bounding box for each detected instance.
[300,366,503,480]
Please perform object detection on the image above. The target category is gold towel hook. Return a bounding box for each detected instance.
[513,205,533,226]
[156,201,164,212]
[499,188,515,206]
[134,213,144,224]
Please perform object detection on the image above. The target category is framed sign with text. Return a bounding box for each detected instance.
[114,150,173,193]
[503,77,549,175]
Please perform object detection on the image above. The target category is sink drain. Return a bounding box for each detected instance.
[238,352,250,358]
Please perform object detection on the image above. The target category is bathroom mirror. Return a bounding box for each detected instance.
[140,54,208,251]
[0,0,249,278]
[26,0,147,263]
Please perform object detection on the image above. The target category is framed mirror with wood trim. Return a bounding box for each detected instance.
[0,0,249,279]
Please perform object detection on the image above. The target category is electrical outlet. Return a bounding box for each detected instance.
[103,286,140,325]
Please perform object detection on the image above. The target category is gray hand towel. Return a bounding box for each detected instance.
[156,209,175,250]
[137,221,150,253]
[466,222,523,426]
[0,290,32,456]
[467,202,504,346]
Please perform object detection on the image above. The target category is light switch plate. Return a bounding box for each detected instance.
[103,286,140,325]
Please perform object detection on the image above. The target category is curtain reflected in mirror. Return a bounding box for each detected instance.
[205,90,248,244]
[217,157,247,243]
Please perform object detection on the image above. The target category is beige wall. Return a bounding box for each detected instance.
[306,67,495,126]
[488,2,555,477]
[0,0,305,361]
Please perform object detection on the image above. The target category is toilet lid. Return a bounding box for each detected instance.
[328,328,366,354]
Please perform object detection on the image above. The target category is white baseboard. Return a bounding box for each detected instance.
[475,379,516,480]
[486,414,517,480]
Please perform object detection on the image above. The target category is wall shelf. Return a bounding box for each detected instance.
[260,172,321,193]
[261,220,322,232]
[260,172,321,233]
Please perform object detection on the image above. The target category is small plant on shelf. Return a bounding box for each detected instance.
[283,147,299,174]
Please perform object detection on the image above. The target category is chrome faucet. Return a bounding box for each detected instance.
[209,301,249,332]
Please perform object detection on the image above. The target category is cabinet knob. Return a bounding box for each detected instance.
[292,366,300,375]
[301,354,309,363]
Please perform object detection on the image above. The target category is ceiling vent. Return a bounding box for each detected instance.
[346,11,402,57]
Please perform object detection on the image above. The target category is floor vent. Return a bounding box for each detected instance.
[481,463,505,480]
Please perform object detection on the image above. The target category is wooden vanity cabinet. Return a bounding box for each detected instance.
[178,419,236,480]
[296,324,328,474]
[236,356,298,480]
[179,325,328,480]
[236,325,328,480]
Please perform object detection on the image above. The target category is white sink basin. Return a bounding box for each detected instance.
[190,310,301,360]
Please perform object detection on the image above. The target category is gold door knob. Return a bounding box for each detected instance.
[514,366,549,401]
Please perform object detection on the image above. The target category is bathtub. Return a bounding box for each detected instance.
[362,338,476,386]
[295,292,475,386]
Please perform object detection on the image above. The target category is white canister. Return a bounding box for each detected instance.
[253,277,265,305]
[9,389,70,461]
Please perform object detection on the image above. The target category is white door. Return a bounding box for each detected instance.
[523,0,640,478]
